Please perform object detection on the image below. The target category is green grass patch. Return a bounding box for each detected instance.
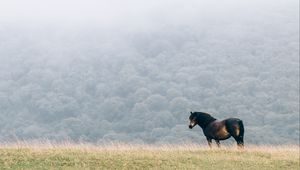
[0,145,298,169]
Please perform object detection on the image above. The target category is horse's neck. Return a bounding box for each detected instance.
[197,117,216,129]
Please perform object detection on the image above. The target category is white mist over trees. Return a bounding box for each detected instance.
[0,0,299,145]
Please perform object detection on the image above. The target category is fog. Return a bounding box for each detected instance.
[0,0,299,145]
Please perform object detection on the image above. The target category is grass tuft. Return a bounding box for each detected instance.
[0,142,299,169]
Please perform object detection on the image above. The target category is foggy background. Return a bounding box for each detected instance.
[0,0,299,145]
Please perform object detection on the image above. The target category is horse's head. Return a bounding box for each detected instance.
[189,111,217,130]
[189,112,198,129]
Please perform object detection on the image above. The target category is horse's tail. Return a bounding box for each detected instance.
[238,120,244,137]
[237,120,244,148]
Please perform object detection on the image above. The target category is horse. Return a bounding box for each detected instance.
[188,111,244,148]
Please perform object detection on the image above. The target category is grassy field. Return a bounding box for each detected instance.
[0,143,298,170]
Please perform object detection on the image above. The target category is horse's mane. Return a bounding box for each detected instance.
[194,112,217,129]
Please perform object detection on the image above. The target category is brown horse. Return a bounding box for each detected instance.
[189,112,244,148]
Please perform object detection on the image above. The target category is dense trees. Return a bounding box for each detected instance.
[0,1,298,145]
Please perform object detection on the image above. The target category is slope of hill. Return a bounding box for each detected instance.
[0,144,298,169]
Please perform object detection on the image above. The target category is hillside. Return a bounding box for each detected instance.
[0,0,299,145]
[0,144,298,169]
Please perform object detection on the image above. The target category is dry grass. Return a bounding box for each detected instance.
[0,141,299,169]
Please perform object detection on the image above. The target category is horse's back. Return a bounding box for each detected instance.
[204,120,231,140]
[225,117,242,122]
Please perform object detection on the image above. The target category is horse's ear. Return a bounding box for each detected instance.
[190,111,193,114]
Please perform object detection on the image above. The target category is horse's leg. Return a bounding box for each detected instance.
[206,137,212,148]
[215,140,220,148]
[233,136,244,149]
[237,136,244,149]
[227,120,244,149]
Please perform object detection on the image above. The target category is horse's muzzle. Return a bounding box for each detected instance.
[189,125,193,129]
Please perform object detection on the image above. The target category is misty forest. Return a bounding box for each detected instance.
[0,0,299,145]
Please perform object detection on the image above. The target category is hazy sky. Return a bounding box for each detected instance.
[1,0,297,26]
